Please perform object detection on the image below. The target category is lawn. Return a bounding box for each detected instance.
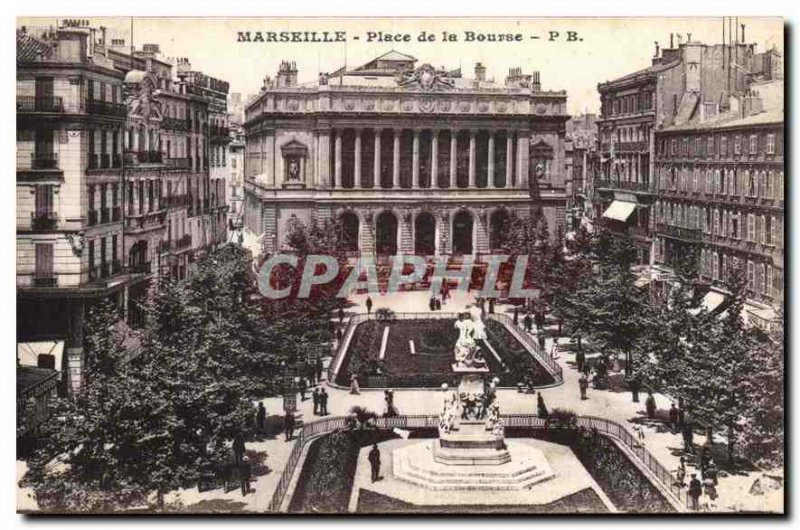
[336,318,555,388]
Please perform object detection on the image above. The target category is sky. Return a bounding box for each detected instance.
[19,17,784,115]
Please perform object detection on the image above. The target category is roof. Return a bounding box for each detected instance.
[17,366,58,397]
[16,29,53,63]
[600,60,680,89]
[371,50,417,63]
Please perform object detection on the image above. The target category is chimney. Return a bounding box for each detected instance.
[531,71,541,92]
[276,60,298,88]
[741,24,746,43]
[474,62,486,82]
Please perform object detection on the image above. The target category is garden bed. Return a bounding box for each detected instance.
[335,318,555,388]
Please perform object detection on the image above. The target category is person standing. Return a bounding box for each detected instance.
[513,306,519,326]
[298,377,307,402]
[645,390,656,418]
[366,296,373,315]
[284,410,295,441]
[523,312,532,333]
[232,431,245,463]
[336,327,343,344]
[338,306,345,323]
[536,391,549,419]
[319,388,329,416]
[703,478,718,511]
[579,372,589,400]
[350,373,361,395]
[312,387,320,416]
[669,403,679,433]
[488,298,495,314]
[576,348,585,374]
[688,474,702,511]
[706,459,718,486]
[435,297,442,311]
[674,456,687,488]
[682,413,694,454]
[240,455,252,497]
[256,402,266,434]
[538,334,546,352]
[368,443,381,483]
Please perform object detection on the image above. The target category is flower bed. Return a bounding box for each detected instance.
[336,318,554,388]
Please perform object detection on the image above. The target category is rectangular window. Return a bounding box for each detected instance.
[766,133,776,154]
[34,185,53,217]
[770,216,776,246]
[35,243,54,280]
[767,265,774,299]
[707,136,714,156]
[747,261,755,291]
[749,134,758,155]
[721,136,727,156]
[734,135,742,155]
[761,215,767,244]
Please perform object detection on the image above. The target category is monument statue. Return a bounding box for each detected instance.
[453,307,488,370]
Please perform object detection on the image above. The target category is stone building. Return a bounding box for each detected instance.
[244,52,569,258]
[595,30,782,265]
[653,79,784,329]
[227,122,245,227]
[16,21,228,391]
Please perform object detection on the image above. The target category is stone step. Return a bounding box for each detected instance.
[396,457,548,485]
[405,459,543,479]
[393,461,552,491]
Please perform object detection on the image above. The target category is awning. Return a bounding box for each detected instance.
[602,200,636,222]
[17,341,64,373]
[701,291,726,312]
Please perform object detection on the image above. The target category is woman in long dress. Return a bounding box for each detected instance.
[349,373,360,395]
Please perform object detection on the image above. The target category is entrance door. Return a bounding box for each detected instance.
[414,212,436,256]
[375,211,398,255]
[452,210,474,255]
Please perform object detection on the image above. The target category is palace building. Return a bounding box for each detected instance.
[243,52,569,258]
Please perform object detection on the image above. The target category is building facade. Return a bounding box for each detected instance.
[227,122,245,227]
[653,80,784,327]
[244,52,569,258]
[16,21,228,391]
[594,31,781,265]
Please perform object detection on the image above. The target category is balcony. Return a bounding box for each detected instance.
[33,272,57,287]
[129,262,152,275]
[124,150,163,165]
[30,211,58,230]
[30,152,59,170]
[164,157,190,170]
[17,96,64,113]
[86,99,127,117]
[655,223,702,242]
[176,234,192,249]
[594,179,651,193]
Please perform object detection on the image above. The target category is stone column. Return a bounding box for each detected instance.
[450,131,458,188]
[506,131,514,188]
[373,128,382,188]
[488,131,496,188]
[412,129,420,188]
[393,128,401,189]
[317,129,331,188]
[431,129,439,189]
[334,129,342,188]
[354,128,362,189]
[517,131,529,189]
[468,130,477,188]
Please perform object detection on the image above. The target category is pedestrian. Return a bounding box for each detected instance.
[298,377,307,401]
[576,348,585,374]
[688,474,702,510]
[536,391,549,419]
[682,418,694,454]
[513,306,519,325]
[338,306,345,323]
[669,403,679,433]
[579,372,589,400]
[429,296,436,312]
[523,312,532,333]
[703,477,718,511]
[435,297,442,310]
[674,456,687,488]
[488,298,495,314]
[256,402,266,433]
[284,410,295,441]
[366,296,373,315]
[316,357,324,384]
[538,334,546,352]
[645,390,656,418]
[312,387,320,416]
[350,373,361,395]
[706,459,718,486]
[368,443,381,483]
[319,388,329,415]
[634,424,645,444]
[336,327,343,344]
[240,455,252,496]
[232,431,245,463]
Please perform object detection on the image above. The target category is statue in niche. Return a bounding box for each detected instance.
[287,158,300,181]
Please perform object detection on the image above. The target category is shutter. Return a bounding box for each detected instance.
[35,243,53,277]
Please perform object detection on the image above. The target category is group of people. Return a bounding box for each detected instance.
[677,453,720,511]
[428,295,444,311]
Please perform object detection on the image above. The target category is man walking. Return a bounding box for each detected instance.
[312,387,321,416]
[284,410,295,441]
[366,296,373,315]
[256,402,266,434]
[368,443,381,483]
[688,474,702,511]
[579,372,589,400]
[319,388,329,416]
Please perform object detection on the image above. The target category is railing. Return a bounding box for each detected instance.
[267,413,685,513]
[86,99,127,117]
[32,272,57,287]
[30,211,58,230]
[164,157,190,170]
[124,151,163,164]
[30,152,59,170]
[594,179,651,192]
[487,313,564,382]
[655,223,702,242]
[17,95,64,113]
[326,312,564,387]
